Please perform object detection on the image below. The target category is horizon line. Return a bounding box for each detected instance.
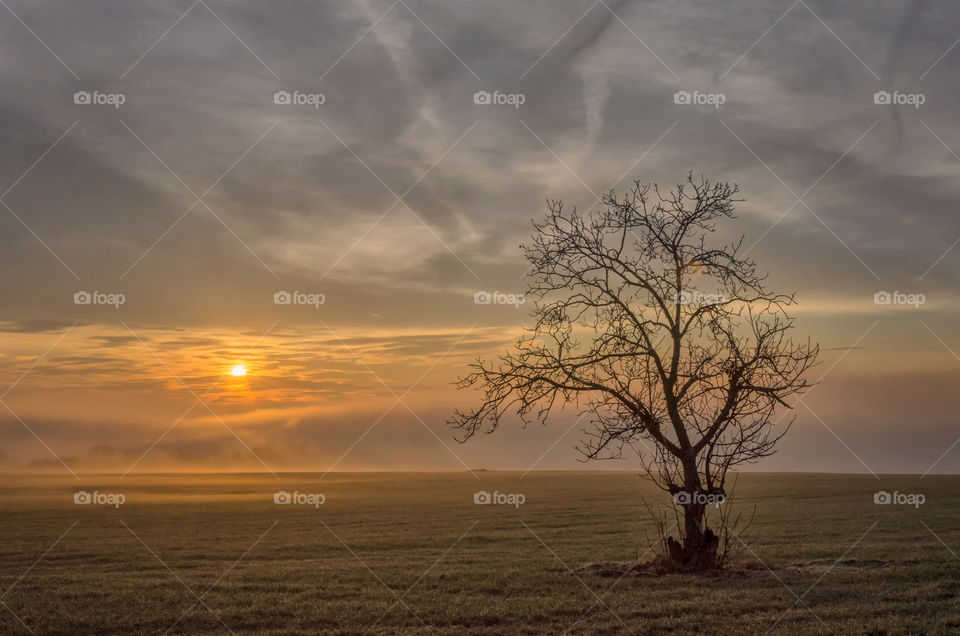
[1,469,956,477]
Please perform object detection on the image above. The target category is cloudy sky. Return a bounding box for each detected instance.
[0,0,958,475]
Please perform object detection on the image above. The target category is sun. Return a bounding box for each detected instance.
[229,364,247,377]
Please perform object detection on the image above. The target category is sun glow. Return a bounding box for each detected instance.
[230,365,247,377]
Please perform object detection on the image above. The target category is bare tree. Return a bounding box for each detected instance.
[451,174,819,570]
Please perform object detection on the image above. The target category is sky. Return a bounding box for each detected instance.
[0,0,959,476]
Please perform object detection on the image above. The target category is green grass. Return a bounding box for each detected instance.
[0,472,957,634]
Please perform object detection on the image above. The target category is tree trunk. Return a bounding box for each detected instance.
[683,502,719,569]
[664,505,719,571]
[664,460,720,571]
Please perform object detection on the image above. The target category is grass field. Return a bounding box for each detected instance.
[0,471,957,634]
